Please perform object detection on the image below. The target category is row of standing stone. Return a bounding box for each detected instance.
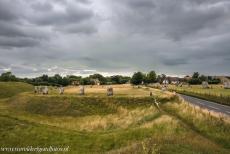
[34,86,114,96]
[78,86,114,96]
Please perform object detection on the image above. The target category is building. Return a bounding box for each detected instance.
[167,77,180,84]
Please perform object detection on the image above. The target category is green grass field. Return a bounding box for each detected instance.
[167,84,230,106]
[0,82,33,99]
[0,83,229,153]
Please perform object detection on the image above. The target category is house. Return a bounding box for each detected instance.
[184,75,192,81]
[162,79,169,85]
[167,77,180,84]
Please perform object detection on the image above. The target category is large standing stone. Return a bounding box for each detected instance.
[202,81,209,89]
[80,86,85,95]
[43,86,49,95]
[107,86,113,96]
[38,86,42,94]
[59,87,64,94]
[224,81,230,89]
[34,86,38,93]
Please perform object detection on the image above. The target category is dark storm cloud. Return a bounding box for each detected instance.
[0,0,230,76]
[0,0,21,21]
[162,58,188,66]
[30,4,93,26]
[0,21,25,37]
[53,22,97,34]
[0,36,39,48]
[124,0,155,9]
[110,0,230,40]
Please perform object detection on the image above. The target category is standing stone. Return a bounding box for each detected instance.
[34,86,38,93]
[43,86,49,95]
[80,86,85,95]
[202,81,209,89]
[150,92,153,96]
[107,86,113,96]
[59,87,64,94]
[38,86,42,94]
[161,86,166,92]
[224,81,230,89]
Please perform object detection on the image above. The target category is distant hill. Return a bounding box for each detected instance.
[0,82,33,98]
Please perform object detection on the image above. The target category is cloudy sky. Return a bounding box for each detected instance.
[0,0,229,77]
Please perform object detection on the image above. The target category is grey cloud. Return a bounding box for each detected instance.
[0,21,26,37]
[0,0,98,48]
[31,6,93,26]
[31,1,53,12]
[0,0,229,77]
[0,0,21,21]
[77,0,92,4]
[162,58,188,66]
[124,0,155,9]
[54,22,97,34]
[109,0,230,40]
[51,0,92,5]
[0,36,39,48]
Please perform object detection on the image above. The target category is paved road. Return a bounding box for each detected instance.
[179,94,230,116]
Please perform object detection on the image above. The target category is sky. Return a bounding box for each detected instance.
[0,0,229,77]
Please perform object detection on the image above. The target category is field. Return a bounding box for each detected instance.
[167,84,230,106]
[0,82,33,99]
[0,82,230,153]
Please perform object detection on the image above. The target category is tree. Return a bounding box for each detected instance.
[192,72,199,79]
[53,74,63,85]
[62,77,70,86]
[110,75,121,84]
[156,74,166,83]
[89,74,106,84]
[188,72,202,85]
[199,75,207,82]
[120,76,131,84]
[80,77,92,85]
[146,71,157,83]
[0,72,17,81]
[41,74,49,82]
[131,72,144,85]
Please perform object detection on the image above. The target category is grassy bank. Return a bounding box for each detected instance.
[0,83,229,153]
[150,84,230,106]
[161,96,230,149]
[0,82,33,99]
[174,90,230,106]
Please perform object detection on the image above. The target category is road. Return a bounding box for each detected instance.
[179,94,230,116]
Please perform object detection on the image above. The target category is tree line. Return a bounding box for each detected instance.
[0,72,131,86]
[0,71,221,86]
[187,72,221,85]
